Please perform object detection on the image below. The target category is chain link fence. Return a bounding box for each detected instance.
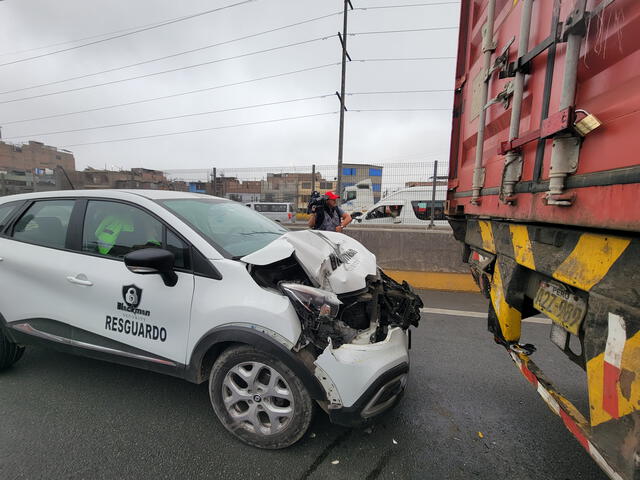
[165,161,449,221]
[1,161,450,226]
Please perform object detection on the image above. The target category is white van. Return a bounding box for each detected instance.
[341,179,375,218]
[245,202,295,224]
[356,186,447,226]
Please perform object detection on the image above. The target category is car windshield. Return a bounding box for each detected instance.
[159,198,287,258]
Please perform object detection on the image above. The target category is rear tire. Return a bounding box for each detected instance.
[0,329,25,371]
[209,345,313,449]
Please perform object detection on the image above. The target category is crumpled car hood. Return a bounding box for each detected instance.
[241,230,378,294]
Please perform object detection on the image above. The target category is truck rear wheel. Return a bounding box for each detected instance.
[209,345,313,449]
[0,330,25,371]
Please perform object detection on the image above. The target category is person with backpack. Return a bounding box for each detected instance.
[308,191,352,232]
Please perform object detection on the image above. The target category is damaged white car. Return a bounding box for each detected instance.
[0,190,422,449]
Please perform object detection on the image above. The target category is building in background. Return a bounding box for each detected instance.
[226,179,262,203]
[262,172,337,211]
[187,181,209,194]
[262,172,306,205]
[0,140,75,196]
[296,175,336,211]
[341,163,383,202]
[0,169,58,196]
[0,140,75,173]
[64,167,185,191]
[0,140,193,195]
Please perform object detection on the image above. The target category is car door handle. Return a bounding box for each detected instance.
[66,275,93,287]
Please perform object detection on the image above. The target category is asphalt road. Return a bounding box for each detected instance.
[0,291,606,480]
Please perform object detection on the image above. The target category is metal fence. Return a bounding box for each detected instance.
[165,161,449,219]
[0,161,450,225]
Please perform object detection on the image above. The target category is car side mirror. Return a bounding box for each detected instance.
[124,248,178,287]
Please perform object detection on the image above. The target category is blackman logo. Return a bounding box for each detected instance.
[329,249,359,270]
[123,285,142,307]
[118,284,150,316]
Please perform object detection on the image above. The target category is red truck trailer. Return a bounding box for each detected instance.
[446,0,639,478]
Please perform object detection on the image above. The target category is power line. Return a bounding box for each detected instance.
[0,11,457,97]
[0,11,344,96]
[4,95,332,139]
[0,63,340,125]
[0,0,259,68]
[0,1,457,60]
[0,18,189,58]
[350,26,458,36]
[60,111,338,148]
[347,89,454,95]
[0,36,336,105]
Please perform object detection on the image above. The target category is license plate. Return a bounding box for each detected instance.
[533,281,587,335]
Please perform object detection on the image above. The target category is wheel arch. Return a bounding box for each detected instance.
[0,312,17,343]
[185,326,326,401]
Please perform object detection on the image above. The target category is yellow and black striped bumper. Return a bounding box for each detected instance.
[461,218,639,480]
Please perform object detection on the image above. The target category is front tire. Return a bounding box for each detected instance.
[209,345,313,449]
[0,329,25,371]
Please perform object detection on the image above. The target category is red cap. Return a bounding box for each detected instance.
[325,191,340,200]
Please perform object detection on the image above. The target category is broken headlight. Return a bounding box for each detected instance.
[280,283,342,319]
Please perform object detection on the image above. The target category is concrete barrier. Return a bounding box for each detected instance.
[286,224,477,292]
[344,227,476,292]
[343,227,468,273]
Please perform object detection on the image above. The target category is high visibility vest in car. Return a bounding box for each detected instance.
[95,215,135,255]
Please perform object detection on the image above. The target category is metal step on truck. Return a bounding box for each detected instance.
[446,0,639,478]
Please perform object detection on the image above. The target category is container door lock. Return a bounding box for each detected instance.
[573,109,601,136]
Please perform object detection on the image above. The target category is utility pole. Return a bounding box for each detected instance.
[336,0,352,204]
[428,161,438,229]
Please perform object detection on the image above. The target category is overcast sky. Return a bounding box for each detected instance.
[0,0,460,172]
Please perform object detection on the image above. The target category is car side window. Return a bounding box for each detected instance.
[81,200,191,270]
[82,201,163,259]
[12,200,75,249]
[0,201,22,230]
[411,201,445,221]
[166,229,191,270]
[412,201,429,221]
[366,206,384,219]
[366,204,403,220]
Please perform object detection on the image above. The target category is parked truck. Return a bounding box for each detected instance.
[446,0,639,478]
[341,178,375,218]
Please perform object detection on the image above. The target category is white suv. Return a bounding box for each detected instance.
[0,190,422,448]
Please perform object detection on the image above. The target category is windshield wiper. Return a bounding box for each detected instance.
[239,231,283,236]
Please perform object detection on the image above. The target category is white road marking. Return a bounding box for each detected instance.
[421,307,486,318]
[523,317,552,325]
[420,307,551,324]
